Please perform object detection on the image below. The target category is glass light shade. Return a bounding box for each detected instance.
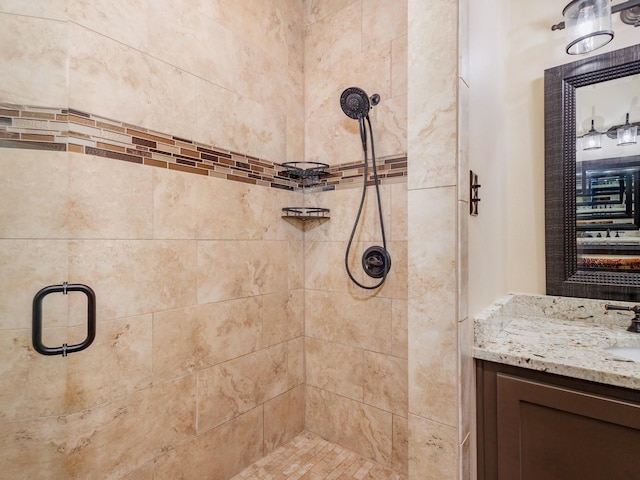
[582,120,602,150]
[617,124,638,145]
[563,0,614,55]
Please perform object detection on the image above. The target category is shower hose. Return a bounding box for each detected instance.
[344,115,391,290]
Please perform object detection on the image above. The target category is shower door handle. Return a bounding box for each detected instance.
[32,283,96,356]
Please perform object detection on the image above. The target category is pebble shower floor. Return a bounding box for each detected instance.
[230,431,407,480]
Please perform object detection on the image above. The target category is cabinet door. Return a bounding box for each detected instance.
[497,373,640,480]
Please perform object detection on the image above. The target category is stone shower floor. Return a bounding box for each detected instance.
[230,431,407,480]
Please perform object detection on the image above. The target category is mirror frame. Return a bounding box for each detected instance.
[545,44,640,302]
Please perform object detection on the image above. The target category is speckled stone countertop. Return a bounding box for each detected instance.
[474,294,640,390]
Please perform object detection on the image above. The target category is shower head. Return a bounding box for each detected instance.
[340,87,371,119]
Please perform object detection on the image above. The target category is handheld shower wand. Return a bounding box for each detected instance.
[339,87,391,289]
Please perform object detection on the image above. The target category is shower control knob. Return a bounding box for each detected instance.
[362,246,391,279]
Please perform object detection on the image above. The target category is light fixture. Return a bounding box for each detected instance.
[581,119,603,150]
[552,0,640,55]
[617,113,638,145]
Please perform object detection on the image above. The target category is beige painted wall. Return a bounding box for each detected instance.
[469,1,640,316]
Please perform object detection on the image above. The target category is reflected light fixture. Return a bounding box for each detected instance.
[552,0,640,55]
[617,113,638,145]
[581,119,603,150]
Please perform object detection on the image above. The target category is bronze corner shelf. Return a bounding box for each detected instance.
[281,207,330,221]
[279,161,330,187]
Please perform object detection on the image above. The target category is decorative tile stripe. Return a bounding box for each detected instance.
[0,104,407,191]
[313,156,408,192]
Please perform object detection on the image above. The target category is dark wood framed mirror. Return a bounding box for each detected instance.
[545,44,640,301]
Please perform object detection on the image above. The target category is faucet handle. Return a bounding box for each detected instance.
[605,303,640,313]
[605,304,640,333]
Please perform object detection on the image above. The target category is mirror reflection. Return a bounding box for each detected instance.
[575,74,640,271]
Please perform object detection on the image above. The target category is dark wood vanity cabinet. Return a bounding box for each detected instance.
[476,361,640,480]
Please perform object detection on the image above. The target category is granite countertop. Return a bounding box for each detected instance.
[474,294,640,391]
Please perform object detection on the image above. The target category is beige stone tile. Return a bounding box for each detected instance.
[372,94,407,159]
[197,343,288,432]
[0,239,68,330]
[458,317,475,444]
[0,328,67,420]
[0,149,69,239]
[390,182,408,243]
[364,351,407,417]
[289,240,305,290]
[408,298,458,427]
[197,240,288,304]
[146,60,199,143]
[392,415,409,475]
[304,0,356,26]
[69,24,198,140]
[148,0,216,79]
[305,241,362,294]
[304,1,361,71]
[68,153,153,239]
[66,376,196,480]
[460,432,471,480]
[68,239,198,321]
[0,13,68,107]
[67,0,149,51]
[0,0,67,19]
[305,110,364,166]
[287,336,305,388]
[407,0,458,191]
[408,414,458,480]
[306,290,392,353]
[391,36,408,97]
[362,0,407,49]
[66,314,152,412]
[407,187,458,426]
[0,415,67,479]
[263,289,304,347]
[458,197,469,322]
[283,0,305,71]
[197,177,265,241]
[150,0,290,119]
[152,165,201,240]
[306,337,364,401]
[369,240,407,300]
[261,188,304,243]
[152,296,262,383]
[306,385,393,468]
[68,24,148,128]
[304,186,391,243]
[391,299,408,359]
[264,385,305,454]
[287,94,306,163]
[304,43,392,162]
[209,0,290,66]
[197,76,288,163]
[121,462,154,480]
[154,407,263,480]
[408,187,457,301]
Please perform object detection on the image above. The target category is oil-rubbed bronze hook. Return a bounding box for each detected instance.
[32,283,96,356]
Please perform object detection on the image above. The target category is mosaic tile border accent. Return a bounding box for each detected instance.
[0,104,407,191]
[230,431,406,480]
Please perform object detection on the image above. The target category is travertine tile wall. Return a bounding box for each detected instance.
[407,1,470,480]
[0,1,473,479]
[0,2,307,479]
[303,0,409,475]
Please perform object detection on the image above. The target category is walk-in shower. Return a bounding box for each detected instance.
[340,87,392,289]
